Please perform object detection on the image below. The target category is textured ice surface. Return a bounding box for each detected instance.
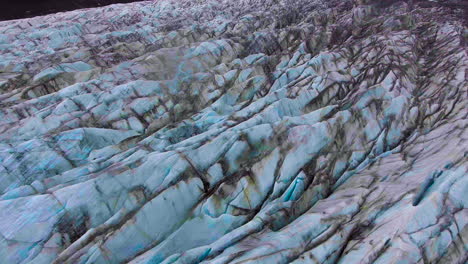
[0,0,466,263]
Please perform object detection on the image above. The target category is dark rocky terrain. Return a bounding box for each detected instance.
[0,0,145,21]
[0,0,466,263]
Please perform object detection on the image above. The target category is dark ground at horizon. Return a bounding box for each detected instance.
[0,0,146,21]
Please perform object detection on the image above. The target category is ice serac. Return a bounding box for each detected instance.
[0,0,467,263]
